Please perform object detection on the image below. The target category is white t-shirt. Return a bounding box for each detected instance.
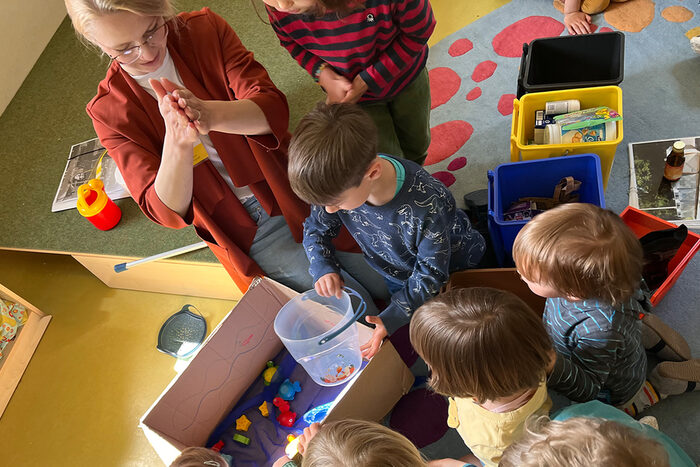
[127,50,254,202]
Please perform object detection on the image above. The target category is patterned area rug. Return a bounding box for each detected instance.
[423,0,699,207]
[392,0,700,460]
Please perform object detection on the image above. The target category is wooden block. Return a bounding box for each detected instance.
[71,253,243,301]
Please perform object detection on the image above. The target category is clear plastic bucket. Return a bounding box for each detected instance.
[274,288,366,387]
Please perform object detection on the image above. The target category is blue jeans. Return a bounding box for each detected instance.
[244,197,387,315]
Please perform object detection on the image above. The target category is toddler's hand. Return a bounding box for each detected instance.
[315,273,344,299]
[318,67,353,104]
[564,11,592,35]
[360,315,387,360]
[297,422,322,455]
[340,74,368,104]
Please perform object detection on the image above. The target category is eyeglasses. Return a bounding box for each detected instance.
[108,22,169,65]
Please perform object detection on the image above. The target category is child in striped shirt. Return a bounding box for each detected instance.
[512,203,699,416]
[261,0,435,165]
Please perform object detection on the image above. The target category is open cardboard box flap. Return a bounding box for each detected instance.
[140,277,414,465]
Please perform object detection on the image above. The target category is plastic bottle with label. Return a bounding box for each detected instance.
[544,99,581,116]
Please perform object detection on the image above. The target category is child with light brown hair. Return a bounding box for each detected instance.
[288,103,484,359]
[170,447,229,467]
[512,203,699,416]
[409,287,554,467]
[500,400,695,466]
[272,419,428,467]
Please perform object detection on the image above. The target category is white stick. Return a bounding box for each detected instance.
[114,241,208,272]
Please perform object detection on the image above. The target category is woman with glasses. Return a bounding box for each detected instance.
[63,1,388,302]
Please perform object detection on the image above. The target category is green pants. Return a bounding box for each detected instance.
[360,67,431,165]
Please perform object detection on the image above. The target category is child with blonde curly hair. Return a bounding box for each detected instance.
[500,400,694,467]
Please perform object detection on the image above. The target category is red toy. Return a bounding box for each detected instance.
[211,440,225,452]
[277,410,297,427]
[273,396,297,427]
[273,397,290,413]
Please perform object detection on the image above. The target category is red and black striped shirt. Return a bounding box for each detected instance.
[267,0,435,102]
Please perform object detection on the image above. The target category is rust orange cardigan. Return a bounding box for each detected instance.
[87,8,353,291]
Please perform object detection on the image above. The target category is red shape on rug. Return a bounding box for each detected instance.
[588,23,599,33]
[472,60,498,82]
[466,87,482,101]
[447,156,467,171]
[425,120,474,165]
[498,94,517,116]
[599,27,613,32]
[448,38,473,56]
[492,16,565,57]
[432,171,456,187]
[390,388,449,448]
[429,67,461,109]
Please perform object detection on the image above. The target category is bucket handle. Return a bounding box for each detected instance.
[317,287,367,346]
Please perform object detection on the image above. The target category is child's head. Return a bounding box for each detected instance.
[512,203,643,305]
[500,415,670,467]
[409,287,552,403]
[301,419,426,467]
[261,0,363,16]
[170,447,229,467]
[288,103,378,210]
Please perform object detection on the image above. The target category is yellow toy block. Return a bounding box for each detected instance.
[258,401,269,417]
[236,415,252,432]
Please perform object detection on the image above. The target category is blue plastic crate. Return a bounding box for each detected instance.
[487,153,606,266]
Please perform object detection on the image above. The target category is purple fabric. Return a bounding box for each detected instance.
[389,388,449,448]
[215,349,361,466]
[388,324,419,368]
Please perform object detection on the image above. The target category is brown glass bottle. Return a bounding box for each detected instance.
[663,141,686,182]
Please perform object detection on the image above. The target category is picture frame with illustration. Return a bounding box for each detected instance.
[628,136,700,227]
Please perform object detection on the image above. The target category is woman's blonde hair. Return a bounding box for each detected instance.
[409,287,552,402]
[512,203,643,305]
[64,0,177,42]
[500,415,670,467]
[301,419,427,467]
[169,447,228,467]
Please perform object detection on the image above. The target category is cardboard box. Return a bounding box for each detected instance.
[444,268,546,314]
[0,283,51,418]
[140,277,414,466]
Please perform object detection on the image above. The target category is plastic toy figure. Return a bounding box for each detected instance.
[236,415,252,432]
[262,361,279,386]
[277,410,297,428]
[278,378,301,401]
[273,396,290,413]
[233,433,251,446]
[258,401,270,417]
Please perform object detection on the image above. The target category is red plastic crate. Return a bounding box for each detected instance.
[620,206,700,306]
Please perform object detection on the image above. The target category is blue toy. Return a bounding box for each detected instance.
[278,378,302,401]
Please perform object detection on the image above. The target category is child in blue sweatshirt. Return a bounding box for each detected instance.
[287,103,485,358]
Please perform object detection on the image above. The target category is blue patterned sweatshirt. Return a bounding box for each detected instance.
[302,156,485,335]
[546,290,651,405]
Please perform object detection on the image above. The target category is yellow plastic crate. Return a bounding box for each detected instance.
[510,86,623,189]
